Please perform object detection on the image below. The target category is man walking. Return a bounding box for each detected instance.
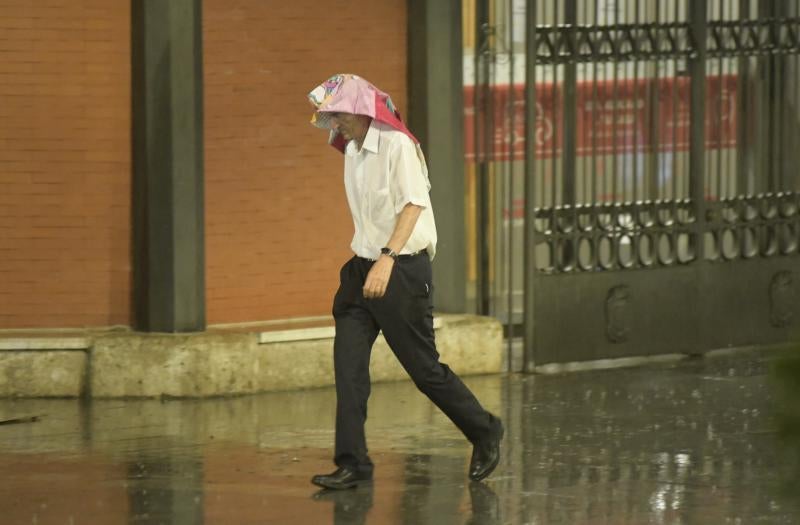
[308,74,503,490]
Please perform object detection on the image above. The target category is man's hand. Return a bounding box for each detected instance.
[363,255,395,299]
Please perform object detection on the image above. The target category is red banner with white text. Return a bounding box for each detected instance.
[464,75,738,161]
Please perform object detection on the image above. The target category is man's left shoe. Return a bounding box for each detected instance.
[469,419,504,482]
[311,466,373,490]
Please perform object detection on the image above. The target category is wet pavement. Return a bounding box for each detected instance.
[1,348,798,524]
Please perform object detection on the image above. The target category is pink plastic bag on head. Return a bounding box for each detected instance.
[308,74,419,154]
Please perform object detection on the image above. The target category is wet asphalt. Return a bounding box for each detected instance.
[0,347,798,524]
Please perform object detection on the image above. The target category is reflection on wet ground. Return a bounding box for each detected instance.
[1,348,798,524]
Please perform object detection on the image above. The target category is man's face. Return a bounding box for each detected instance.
[330,112,371,143]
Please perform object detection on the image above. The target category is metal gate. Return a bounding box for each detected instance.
[470,0,800,369]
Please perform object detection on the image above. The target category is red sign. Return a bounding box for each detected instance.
[464,75,738,161]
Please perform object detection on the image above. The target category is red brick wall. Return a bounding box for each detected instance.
[0,1,407,329]
[204,1,408,323]
[0,1,131,328]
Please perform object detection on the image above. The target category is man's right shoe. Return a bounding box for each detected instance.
[469,419,504,482]
[311,467,373,490]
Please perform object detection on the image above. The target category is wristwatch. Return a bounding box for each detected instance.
[380,247,399,260]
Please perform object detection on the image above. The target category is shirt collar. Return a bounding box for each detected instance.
[361,121,380,153]
[344,120,380,156]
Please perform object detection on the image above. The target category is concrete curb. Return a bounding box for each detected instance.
[0,314,502,398]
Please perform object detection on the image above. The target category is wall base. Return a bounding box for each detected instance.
[0,314,502,398]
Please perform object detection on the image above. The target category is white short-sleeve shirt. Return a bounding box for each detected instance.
[343,121,437,260]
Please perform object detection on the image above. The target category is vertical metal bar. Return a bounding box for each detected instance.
[648,0,661,201]
[757,0,772,193]
[725,0,733,199]
[716,0,725,201]
[781,3,792,193]
[720,0,730,199]
[671,1,680,202]
[591,0,599,206]
[794,5,800,191]
[581,0,589,206]
[752,0,763,194]
[485,7,496,316]
[772,2,780,193]
[689,0,708,260]
[591,0,601,274]
[684,0,692,199]
[507,0,516,366]
[605,0,612,204]
[768,5,778,193]
[537,1,545,211]
[612,1,619,205]
[727,0,735,197]
[550,0,558,215]
[562,0,577,271]
[737,0,751,196]
[473,0,482,312]
[775,3,787,192]
[796,1,800,192]
[635,0,642,203]
[704,1,711,203]
[476,0,491,314]
[523,0,538,371]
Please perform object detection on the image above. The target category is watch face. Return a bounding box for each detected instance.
[380,247,390,254]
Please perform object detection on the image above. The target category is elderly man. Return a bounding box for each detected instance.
[308,74,503,490]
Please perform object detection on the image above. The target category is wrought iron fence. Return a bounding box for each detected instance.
[467,0,800,369]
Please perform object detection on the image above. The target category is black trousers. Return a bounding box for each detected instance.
[332,254,496,473]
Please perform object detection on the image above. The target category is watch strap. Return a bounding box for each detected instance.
[380,247,399,260]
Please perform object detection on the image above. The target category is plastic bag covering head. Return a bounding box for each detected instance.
[308,74,420,155]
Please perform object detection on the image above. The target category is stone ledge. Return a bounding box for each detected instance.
[0,351,87,397]
[257,317,443,344]
[0,314,502,398]
[0,337,91,351]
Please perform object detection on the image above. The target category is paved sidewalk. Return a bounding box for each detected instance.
[0,348,798,524]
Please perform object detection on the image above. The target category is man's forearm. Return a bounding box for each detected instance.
[363,203,423,299]
[385,203,423,253]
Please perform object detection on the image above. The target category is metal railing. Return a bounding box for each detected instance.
[467,0,800,369]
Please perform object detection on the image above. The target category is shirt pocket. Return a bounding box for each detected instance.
[368,187,395,225]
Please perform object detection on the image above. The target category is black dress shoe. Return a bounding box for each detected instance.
[311,466,373,490]
[469,419,504,482]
